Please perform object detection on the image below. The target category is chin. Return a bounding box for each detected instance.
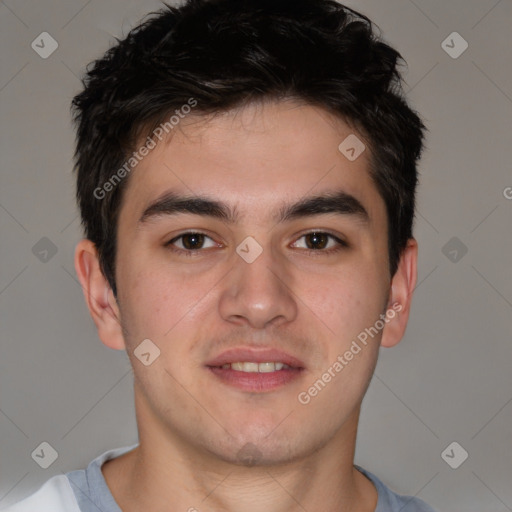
[202,424,316,468]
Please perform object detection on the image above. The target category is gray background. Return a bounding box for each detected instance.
[0,0,511,510]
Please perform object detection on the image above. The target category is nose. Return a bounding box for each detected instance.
[218,239,298,329]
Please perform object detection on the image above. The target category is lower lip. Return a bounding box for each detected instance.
[207,366,304,392]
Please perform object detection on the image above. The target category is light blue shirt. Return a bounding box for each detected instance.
[3,444,438,511]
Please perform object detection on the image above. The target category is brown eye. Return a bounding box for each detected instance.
[305,232,329,250]
[180,233,205,250]
[291,231,348,254]
[166,232,218,254]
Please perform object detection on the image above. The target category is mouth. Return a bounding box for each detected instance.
[205,348,305,392]
[218,361,294,372]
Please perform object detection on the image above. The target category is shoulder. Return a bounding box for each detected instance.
[355,465,438,512]
[0,475,80,512]
[1,445,137,512]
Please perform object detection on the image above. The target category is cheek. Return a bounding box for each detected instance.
[117,261,220,347]
[116,265,175,343]
[300,265,387,337]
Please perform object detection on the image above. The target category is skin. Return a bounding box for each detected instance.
[75,99,418,512]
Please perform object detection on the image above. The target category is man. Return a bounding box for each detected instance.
[3,0,437,510]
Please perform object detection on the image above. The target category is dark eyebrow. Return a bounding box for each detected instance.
[138,190,369,226]
[278,191,369,224]
[138,193,236,224]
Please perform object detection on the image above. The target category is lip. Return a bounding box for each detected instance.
[205,347,305,393]
[205,347,305,369]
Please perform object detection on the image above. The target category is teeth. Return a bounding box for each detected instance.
[259,362,275,373]
[223,362,290,373]
[234,362,258,372]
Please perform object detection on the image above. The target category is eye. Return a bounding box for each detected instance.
[291,231,348,254]
[165,232,219,254]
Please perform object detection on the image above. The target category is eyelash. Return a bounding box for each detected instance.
[164,231,348,257]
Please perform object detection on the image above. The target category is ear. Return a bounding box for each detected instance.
[74,239,126,350]
[380,237,418,348]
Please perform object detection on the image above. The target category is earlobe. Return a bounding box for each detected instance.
[380,238,418,348]
[74,239,126,351]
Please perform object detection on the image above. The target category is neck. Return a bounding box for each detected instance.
[102,394,377,512]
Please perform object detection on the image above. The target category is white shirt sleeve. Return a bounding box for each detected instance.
[0,475,81,512]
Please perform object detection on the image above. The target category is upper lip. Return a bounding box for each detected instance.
[206,348,305,369]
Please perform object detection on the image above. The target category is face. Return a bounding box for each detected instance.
[95,100,402,465]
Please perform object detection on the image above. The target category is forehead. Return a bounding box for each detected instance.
[120,100,384,224]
